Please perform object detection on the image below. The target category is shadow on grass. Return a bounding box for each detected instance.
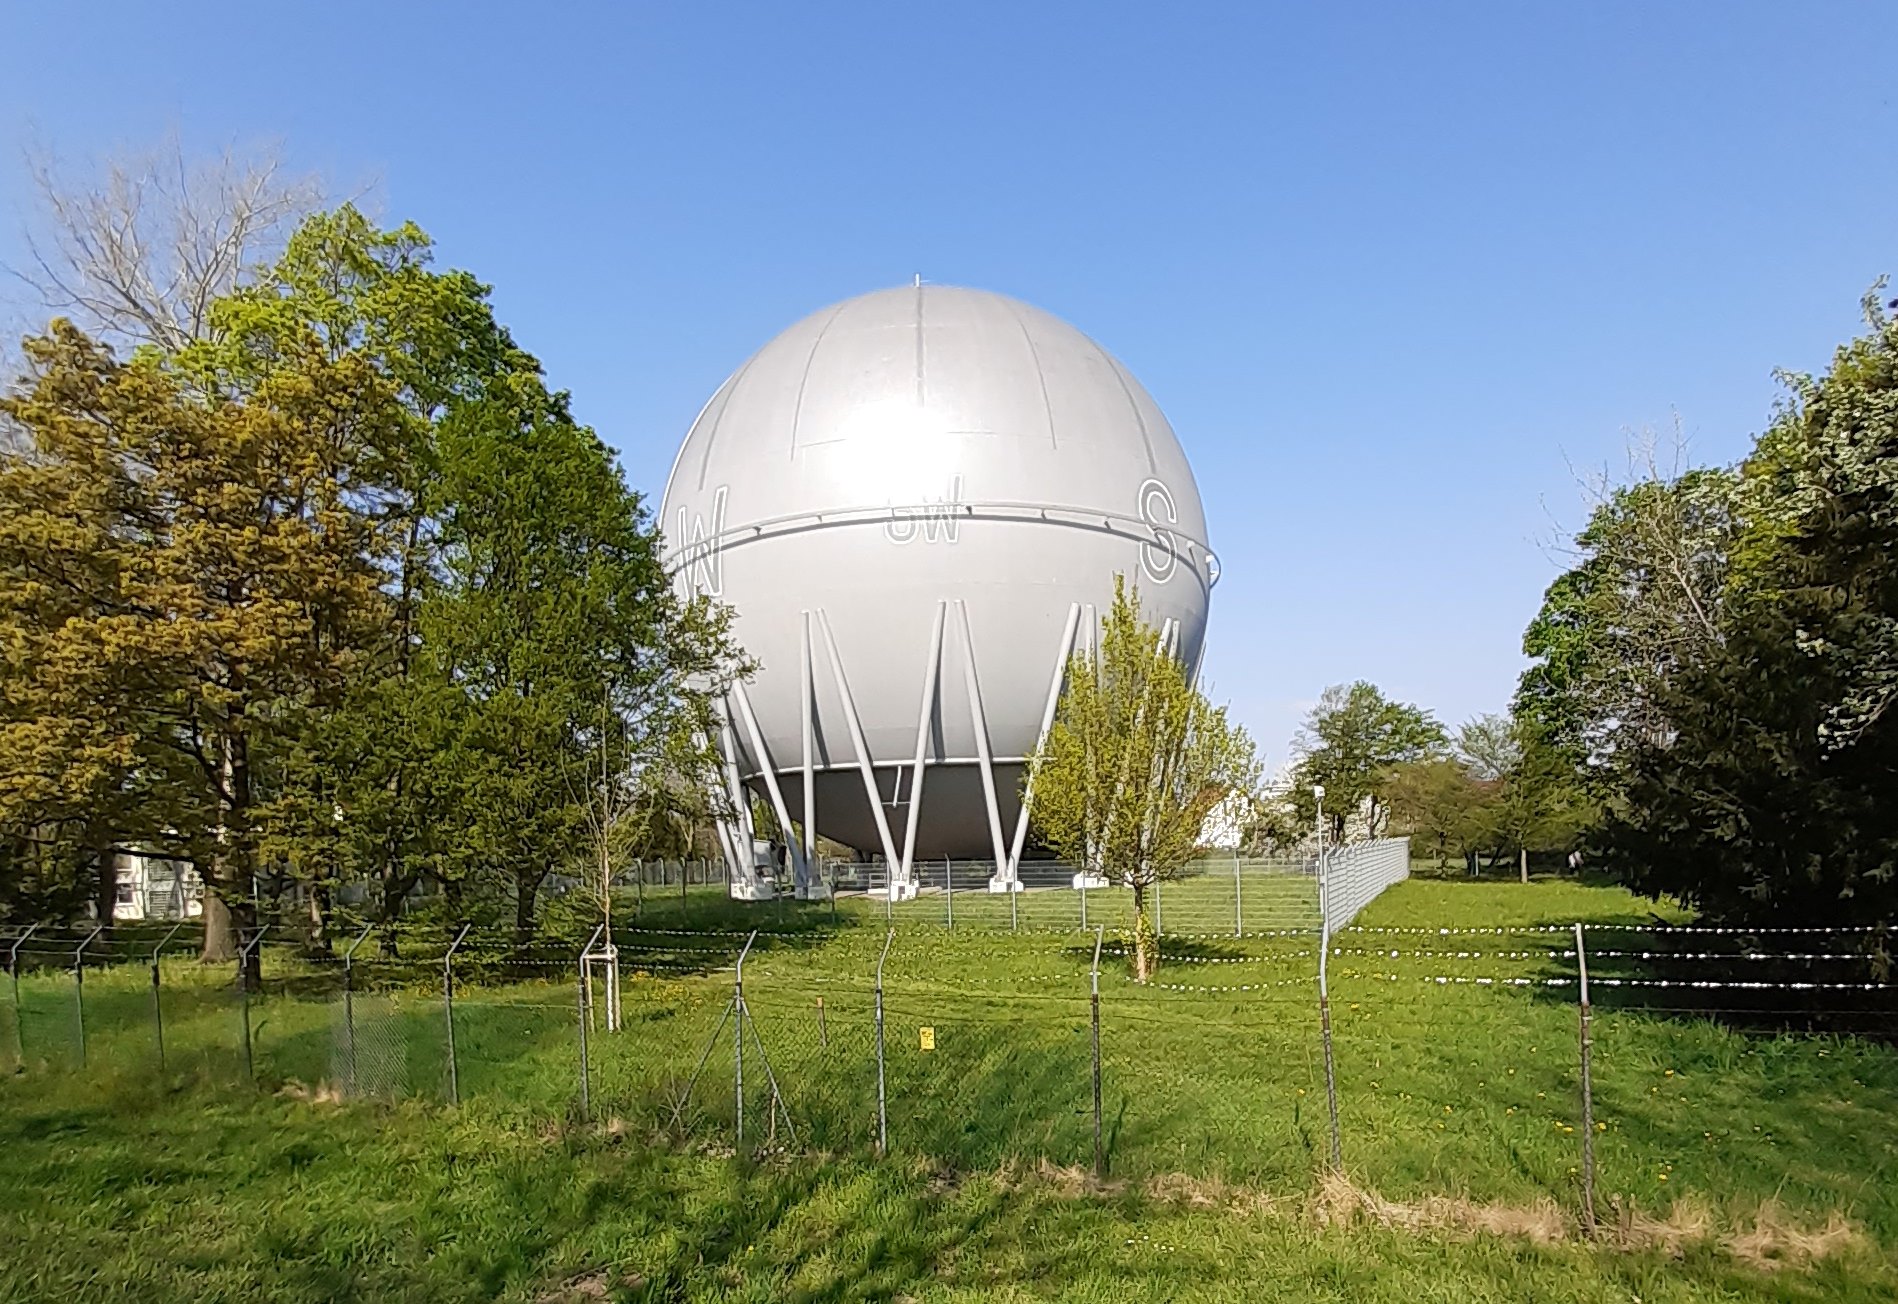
[1510,915,1898,1041]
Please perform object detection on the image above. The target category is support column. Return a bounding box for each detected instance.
[801,612,817,895]
[899,602,947,887]
[732,682,811,898]
[817,610,909,896]
[954,600,1012,891]
[1006,602,1081,887]
[716,700,771,900]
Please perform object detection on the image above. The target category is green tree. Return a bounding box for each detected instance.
[2,206,743,972]
[237,208,741,944]
[1453,713,1519,782]
[1516,455,1739,791]
[1479,730,1593,880]
[1028,577,1259,981]
[1287,682,1446,839]
[1,320,395,968]
[1384,758,1494,868]
[1605,289,1898,952]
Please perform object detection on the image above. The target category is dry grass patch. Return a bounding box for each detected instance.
[1145,1171,1280,1216]
[275,1080,344,1106]
[1319,1174,1866,1268]
[1316,1171,1568,1245]
[989,1156,1127,1198]
[534,1268,647,1303]
[1722,1200,1863,1270]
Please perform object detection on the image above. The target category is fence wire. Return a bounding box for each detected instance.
[5,880,1897,1237]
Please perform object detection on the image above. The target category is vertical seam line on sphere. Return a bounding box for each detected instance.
[1104,352,1158,474]
[914,281,927,406]
[664,370,736,509]
[789,301,852,463]
[697,351,763,492]
[1008,300,1058,451]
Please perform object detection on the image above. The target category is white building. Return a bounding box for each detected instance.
[113,850,202,922]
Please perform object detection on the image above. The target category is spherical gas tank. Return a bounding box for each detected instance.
[661,286,1215,863]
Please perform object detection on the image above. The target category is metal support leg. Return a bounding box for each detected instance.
[900,603,947,887]
[801,612,817,895]
[816,610,905,886]
[733,682,806,896]
[953,600,1011,887]
[1006,602,1081,887]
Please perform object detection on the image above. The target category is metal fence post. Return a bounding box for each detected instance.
[875,928,893,1157]
[733,929,758,1148]
[1079,874,1087,930]
[342,922,373,1096]
[1234,851,1243,937]
[8,924,39,1072]
[72,926,101,1069]
[1316,829,1342,1172]
[149,921,185,1072]
[1575,921,1597,1236]
[238,927,269,1082]
[577,923,604,1120]
[1090,924,1105,1179]
[443,923,471,1106]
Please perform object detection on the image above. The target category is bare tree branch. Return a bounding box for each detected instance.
[6,131,325,351]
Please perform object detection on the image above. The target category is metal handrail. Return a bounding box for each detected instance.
[663,497,1219,593]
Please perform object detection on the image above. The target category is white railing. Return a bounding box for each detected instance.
[1321,837,1411,932]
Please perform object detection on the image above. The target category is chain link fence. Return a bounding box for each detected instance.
[8,852,1897,1237]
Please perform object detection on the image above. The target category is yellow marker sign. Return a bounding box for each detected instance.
[919,1026,936,1051]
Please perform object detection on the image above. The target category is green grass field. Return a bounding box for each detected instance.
[3,872,1895,1302]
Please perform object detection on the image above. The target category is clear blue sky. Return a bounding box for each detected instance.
[3,2,1893,766]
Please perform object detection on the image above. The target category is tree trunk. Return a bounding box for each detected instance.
[232,896,261,991]
[203,725,253,965]
[1520,848,1529,884]
[515,876,539,948]
[90,821,117,935]
[1130,882,1155,983]
[305,882,330,955]
[200,891,238,962]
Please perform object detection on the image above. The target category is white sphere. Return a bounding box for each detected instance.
[661,286,1213,860]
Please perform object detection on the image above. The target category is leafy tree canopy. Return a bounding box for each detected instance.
[1286,681,1446,838]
